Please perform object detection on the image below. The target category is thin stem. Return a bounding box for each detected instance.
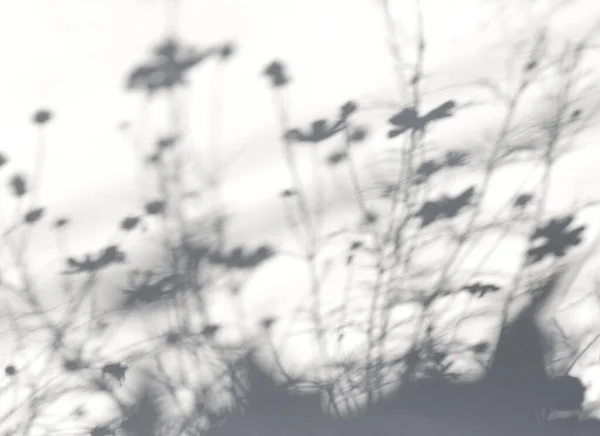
[342,125,368,217]
[20,127,47,255]
[270,87,327,388]
[30,127,46,209]
[379,0,408,104]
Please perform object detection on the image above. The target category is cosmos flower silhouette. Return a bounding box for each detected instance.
[527,215,584,264]
[121,271,180,307]
[285,119,345,143]
[64,245,126,274]
[208,245,275,269]
[102,362,127,384]
[388,100,456,138]
[127,38,215,95]
[415,186,476,227]
[263,60,290,87]
[388,107,419,137]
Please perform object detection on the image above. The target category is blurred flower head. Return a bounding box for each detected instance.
[350,126,368,143]
[263,60,290,87]
[260,317,276,330]
[102,362,127,384]
[444,149,469,167]
[219,42,235,60]
[4,365,16,376]
[62,357,84,372]
[363,211,378,225]
[145,200,165,215]
[9,174,27,197]
[414,159,442,184]
[201,324,220,338]
[23,207,45,224]
[54,217,70,228]
[340,101,358,118]
[127,38,213,95]
[286,119,344,143]
[32,109,53,125]
[326,150,347,166]
[165,330,182,345]
[280,188,297,198]
[513,193,533,208]
[120,216,141,231]
[157,134,179,150]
